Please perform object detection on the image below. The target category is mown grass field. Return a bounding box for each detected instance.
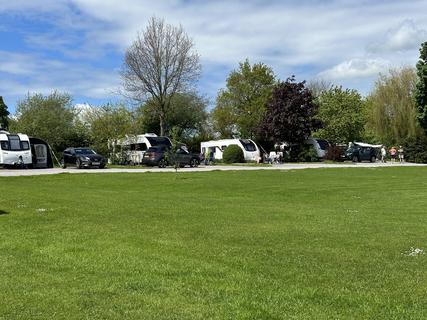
[1,168,427,319]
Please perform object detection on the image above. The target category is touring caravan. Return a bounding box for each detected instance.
[200,139,261,162]
[111,133,172,165]
[0,130,32,167]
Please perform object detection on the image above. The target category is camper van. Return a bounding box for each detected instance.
[112,133,172,165]
[200,139,261,162]
[0,130,32,167]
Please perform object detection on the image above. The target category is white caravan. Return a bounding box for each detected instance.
[0,130,32,167]
[200,139,261,162]
[111,133,172,164]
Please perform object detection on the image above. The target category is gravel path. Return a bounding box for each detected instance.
[1,162,426,177]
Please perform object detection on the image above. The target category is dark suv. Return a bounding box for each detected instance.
[346,145,378,162]
[61,147,106,169]
[142,145,200,168]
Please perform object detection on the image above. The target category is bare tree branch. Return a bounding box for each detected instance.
[120,17,201,135]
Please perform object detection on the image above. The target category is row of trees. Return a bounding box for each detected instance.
[5,91,209,156]
[1,16,426,162]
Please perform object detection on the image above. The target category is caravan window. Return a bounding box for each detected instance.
[21,141,29,150]
[0,141,9,150]
[239,139,257,152]
[8,135,22,151]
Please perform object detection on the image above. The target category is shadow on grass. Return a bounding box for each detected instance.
[0,209,9,215]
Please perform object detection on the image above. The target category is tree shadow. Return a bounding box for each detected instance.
[0,209,9,215]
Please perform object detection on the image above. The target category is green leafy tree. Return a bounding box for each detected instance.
[212,59,276,138]
[314,86,365,144]
[0,96,10,130]
[415,41,427,133]
[84,104,136,155]
[366,67,421,145]
[136,92,208,141]
[9,92,86,153]
[258,77,320,146]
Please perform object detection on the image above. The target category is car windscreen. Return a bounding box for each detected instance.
[316,139,329,150]
[75,148,96,155]
[146,137,172,147]
[239,139,257,152]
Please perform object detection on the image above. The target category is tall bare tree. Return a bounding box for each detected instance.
[121,17,201,136]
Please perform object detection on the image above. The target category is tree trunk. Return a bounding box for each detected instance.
[159,114,165,136]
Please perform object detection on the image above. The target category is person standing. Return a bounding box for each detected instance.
[398,146,404,163]
[389,146,397,163]
[380,145,387,163]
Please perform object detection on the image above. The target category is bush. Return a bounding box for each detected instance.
[288,144,319,162]
[223,145,245,163]
[403,137,427,163]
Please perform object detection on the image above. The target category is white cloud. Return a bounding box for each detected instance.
[368,19,427,53]
[318,58,390,80]
[1,0,427,106]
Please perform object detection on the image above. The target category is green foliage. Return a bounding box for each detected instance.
[366,67,421,145]
[258,77,320,145]
[84,104,136,156]
[403,136,427,163]
[136,92,208,141]
[212,59,276,138]
[222,144,244,163]
[414,41,427,133]
[9,91,86,153]
[286,144,319,162]
[314,86,365,144]
[0,96,10,130]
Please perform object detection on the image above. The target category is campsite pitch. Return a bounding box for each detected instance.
[1,168,427,319]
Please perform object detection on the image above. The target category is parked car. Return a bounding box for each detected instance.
[346,143,379,162]
[61,147,106,169]
[142,145,200,168]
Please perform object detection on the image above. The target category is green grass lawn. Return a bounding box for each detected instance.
[1,168,427,319]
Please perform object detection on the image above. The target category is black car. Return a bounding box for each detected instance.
[61,147,106,169]
[142,145,200,168]
[346,145,378,162]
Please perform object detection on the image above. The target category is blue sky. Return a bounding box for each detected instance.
[1,0,426,114]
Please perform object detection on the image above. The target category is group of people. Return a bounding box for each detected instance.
[380,145,404,163]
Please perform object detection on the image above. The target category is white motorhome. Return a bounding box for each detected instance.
[111,133,172,165]
[0,130,32,167]
[200,139,261,162]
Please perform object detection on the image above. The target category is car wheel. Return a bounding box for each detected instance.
[370,156,376,163]
[60,158,66,169]
[158,158,167,168]
[190,158,199,168]
[76,159,82,169]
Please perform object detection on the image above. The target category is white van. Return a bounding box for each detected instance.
[0,130,32,167]
[112,133,172,165]
[200,139,261,162]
